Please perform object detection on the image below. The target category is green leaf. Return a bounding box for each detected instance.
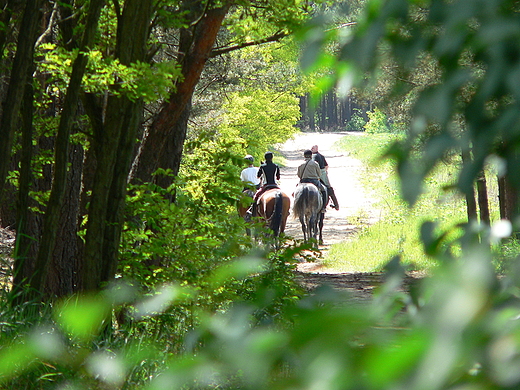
[55,294,111,340]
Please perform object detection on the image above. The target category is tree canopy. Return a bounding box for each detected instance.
[0,0,319,299]
[4,0,520,389]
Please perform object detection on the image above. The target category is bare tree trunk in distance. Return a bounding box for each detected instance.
[476,171,490,226]
[498,176,518,221]
[461,151,478,222]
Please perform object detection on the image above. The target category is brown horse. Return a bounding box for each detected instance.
[238,189,255,219]
[256,188,291,237]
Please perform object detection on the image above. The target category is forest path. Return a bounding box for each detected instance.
[275,132,379,271]
[275,132,422,299]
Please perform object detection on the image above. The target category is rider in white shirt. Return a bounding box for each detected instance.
[240,155,261,190]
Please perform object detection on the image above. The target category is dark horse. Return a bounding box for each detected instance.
[256,188,291,238]
[293,183,324,244]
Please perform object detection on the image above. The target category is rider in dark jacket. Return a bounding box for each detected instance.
[257,151,280,186]
[248,152,280,217]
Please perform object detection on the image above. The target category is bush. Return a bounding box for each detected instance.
[364,108,391,133]
[345,109,367,132]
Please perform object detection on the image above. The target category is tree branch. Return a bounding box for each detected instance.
[35,0,59,47]
[210,30,287,58]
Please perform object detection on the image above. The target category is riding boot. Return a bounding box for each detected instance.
[245,202,256,219]
[251,202,258,217]
[328,187,339,210]
[321,190,328,213]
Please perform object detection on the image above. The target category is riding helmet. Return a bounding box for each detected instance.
[244,154,254,163]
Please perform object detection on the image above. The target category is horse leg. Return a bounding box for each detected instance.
[280,196,290,234]
[300,215,307,242]
[318,212,324,245]
[310,214,317,243]
[306,215,313,243]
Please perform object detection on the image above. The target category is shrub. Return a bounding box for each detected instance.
[345,109,367,132]
[364,107,391,133]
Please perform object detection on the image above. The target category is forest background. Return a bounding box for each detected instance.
[2,0,520,389]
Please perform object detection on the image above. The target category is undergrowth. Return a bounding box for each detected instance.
[324,133,506,272]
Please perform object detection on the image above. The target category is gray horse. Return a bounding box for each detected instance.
[293,183,323,244]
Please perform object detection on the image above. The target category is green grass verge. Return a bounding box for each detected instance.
[324,133,477,273]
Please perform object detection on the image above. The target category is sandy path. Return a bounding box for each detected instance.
[275,132,380,269]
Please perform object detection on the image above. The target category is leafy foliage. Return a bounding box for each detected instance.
[301,0,520,206]
[38,43,181,102]
[218,88,301,160]
[5,236,520,389]
[364,108,391,133]
[120,135,251,290]
[7,1,520,389]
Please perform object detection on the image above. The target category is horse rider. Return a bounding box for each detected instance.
[311,144,339,210]
[297,149,328,213]
[240,154,261,191]
[247,151,280,217]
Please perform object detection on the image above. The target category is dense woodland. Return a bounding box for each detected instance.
[2,0,520,388]
[0,0,333,299]
[298,90,371,131]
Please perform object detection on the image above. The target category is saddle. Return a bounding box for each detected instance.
[299,178,324,192]
[262,184,280,191]
[249,184,281,218]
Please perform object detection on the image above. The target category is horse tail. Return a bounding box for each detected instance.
[270,191,283,236]
[292,185,307,220]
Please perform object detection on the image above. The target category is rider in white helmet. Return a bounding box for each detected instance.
[240,155,260,190]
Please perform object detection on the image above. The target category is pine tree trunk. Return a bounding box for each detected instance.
[12,58,37,300]
[498,175,518,221]
[132,3,231,186]
[461,151,478,222]
[45,142,83,296]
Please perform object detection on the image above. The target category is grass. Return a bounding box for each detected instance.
[324,133,498,273]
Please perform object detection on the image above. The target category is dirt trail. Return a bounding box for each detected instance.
[276,132,379,270]
[275,132,423,299]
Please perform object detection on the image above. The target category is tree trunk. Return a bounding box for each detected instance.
[82,0,153,291]
[30,0,105,298]
[461,151,478,222]
[476,171,490,225]
[12,57,37,300]
[132,2,231,186]
[0,0,43,202]
[498,175,518,221]
[45,142,83,296]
